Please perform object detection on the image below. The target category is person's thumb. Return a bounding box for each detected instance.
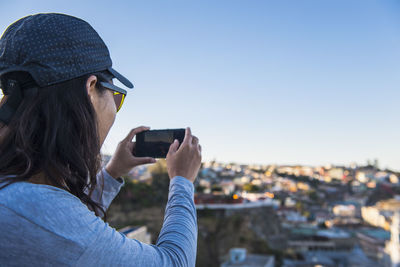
[168,139,179,155]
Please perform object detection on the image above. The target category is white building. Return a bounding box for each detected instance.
[383,213,400,267]
[119,226,151,244]
[221,248,274,267]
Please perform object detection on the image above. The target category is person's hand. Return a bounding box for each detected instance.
[105,126,156,178]
[166,127,202,183]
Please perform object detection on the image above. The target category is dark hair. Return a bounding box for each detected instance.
[0,71,110,219]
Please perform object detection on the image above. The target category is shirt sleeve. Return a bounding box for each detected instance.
[86,168,125,211]
[75,176,198,267]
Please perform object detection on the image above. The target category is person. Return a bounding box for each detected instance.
[0,13,201,267]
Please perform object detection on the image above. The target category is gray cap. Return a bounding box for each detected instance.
[0,13,133,89]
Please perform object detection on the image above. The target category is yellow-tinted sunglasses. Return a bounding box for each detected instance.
[112,91,125,112]
[99,81,127,112]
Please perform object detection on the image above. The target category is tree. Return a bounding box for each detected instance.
[149,159,170,205]
[243,183,260,193]
[308,190,319,202]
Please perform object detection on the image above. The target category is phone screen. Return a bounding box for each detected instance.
[144,131,173,143]
[135,128,185,158]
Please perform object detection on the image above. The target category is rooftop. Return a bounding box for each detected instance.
[119,226,140,236]
[221,248,274,267]
[222,254,274,267]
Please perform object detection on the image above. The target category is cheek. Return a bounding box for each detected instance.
[107,92,117,118]
[101,91,117,125]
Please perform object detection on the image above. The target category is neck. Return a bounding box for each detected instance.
[28,172,59,187]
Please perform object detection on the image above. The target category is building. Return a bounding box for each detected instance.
[383,213,400,267]
[356,228,389,261]
[362,199,400,230]
[283,246,376,267]
[332,201,360,218]
[221,248,274,267]
[119,226,151,244]
[287,227,356,253]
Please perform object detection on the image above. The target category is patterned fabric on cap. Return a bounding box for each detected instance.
[0,13,113,87]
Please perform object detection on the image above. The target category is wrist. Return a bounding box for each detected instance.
[169,174,193,183]
[105,165,121,179]
[169,172,183,180]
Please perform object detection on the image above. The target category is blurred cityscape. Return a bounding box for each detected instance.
[103,155,400,267]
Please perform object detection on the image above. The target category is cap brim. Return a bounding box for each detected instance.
[107,67,133,89]
[99,81,127,95]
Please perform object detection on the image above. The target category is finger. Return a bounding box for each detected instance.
[167,139,179,155]
[182,127,192,146]
[191,136,199,146]
[198,144,202,153]
[124,126,150,142]
[134,157,156,165]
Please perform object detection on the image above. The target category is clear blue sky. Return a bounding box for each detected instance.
[1,0,399,170]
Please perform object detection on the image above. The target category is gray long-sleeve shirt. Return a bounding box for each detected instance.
[0,168,197,266]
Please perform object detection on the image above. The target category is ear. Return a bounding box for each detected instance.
[86,75,98,99]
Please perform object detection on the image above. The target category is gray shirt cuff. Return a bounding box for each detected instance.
[89,168,125,210]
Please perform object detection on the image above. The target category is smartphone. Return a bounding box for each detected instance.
[134,128,185,158]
